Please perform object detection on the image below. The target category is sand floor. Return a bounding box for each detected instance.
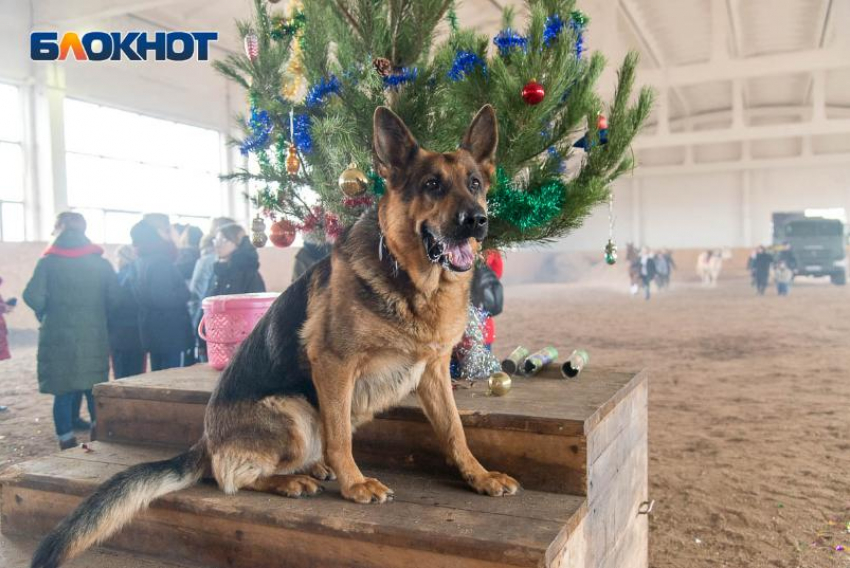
[1,277,849,568]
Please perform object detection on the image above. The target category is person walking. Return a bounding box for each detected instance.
[0,277,14,412]
[109,245,145,378]
[176,225,203,283]
[189,217,235,362]
[23,212,119,449]
[209,224,266,296]
[775,261,793,296]
[753,246,773,296]
[129,220,193,371]
[639,247,656,300]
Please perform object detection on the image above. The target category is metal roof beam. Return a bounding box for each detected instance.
[635,119,850,149]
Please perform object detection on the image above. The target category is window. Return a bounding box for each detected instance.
[64,99,224,243]
[0,83,25,242]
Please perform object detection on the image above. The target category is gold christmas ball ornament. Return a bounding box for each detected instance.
[285,143,300,176]
[488,372,512,396]
[338,162,368,197]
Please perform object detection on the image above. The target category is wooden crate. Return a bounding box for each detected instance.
[0,443,585,568]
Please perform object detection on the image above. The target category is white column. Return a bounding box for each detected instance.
[29,63,68,241]
[741,170,752,247]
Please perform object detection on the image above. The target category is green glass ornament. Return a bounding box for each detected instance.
[604,239,617,265]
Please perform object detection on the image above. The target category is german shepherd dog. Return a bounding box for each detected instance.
[32,105,519,568]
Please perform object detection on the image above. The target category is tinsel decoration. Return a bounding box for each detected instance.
[543,14,565,46]
[447,50,486,81]
[368,170,386,197]
[343,194,374,208]
[522,80,546,105]
[372,57,392,77]
[300,205,342,241]
[239,106,273,156]
[488,167,566,231]
[270,10,306,40]
[570,10,588,59]
[454,306,501,381]
[324,212,343,241]
[251,216,268,248]
[493,28,528,56]
[547,146,567,174]
[270,219,297,247]
[305,75,341,108]
[243,32,259,61]
[383,67,418,90]
[288,113,312,154]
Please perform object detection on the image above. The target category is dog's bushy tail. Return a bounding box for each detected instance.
[31,442,207,568]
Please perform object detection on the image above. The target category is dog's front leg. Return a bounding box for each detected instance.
[417,357,520,496]
[312,359,394,504]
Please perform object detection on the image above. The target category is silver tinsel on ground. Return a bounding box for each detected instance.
[454,305,501,381]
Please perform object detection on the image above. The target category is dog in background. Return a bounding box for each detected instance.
[32,105,519,568]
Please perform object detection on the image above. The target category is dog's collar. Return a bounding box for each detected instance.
[378,232,400,278]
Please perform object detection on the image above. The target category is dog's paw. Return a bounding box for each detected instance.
[307,461,337,481]
[341,477,394,504]
[266,474,324,498]
[468,471,520,496]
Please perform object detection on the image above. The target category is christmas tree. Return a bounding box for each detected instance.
[214,0,653,251]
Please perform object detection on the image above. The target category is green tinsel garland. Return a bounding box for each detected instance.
[270,11,307,41]
[368,170,386,197]
[488,168,566,231]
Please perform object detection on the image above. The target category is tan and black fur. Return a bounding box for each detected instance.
[32,105,519,568]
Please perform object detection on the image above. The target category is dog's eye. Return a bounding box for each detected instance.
[469,177,481,192]
[424,178,441,193]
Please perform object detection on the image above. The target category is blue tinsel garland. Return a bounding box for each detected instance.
[305,75,341,108]
[570,14,585,59]
[447,50,486,81]
[291,113,312,154]
[493,28,527,56]
[383,67,418,89]
[543,14,564,46]
[239,106,272,156]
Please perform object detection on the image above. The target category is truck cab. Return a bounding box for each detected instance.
[772,213,846,285]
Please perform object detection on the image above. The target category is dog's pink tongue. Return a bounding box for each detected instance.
[447,241,474,270]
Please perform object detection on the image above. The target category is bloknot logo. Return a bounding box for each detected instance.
[31,31,218,61]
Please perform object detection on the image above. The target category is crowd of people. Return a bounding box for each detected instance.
[2,211,265,449]
[628,245,676,300]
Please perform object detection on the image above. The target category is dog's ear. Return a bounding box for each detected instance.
[460,105,498,174]
[373,106,419,178]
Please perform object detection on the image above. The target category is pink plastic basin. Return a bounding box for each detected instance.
[199,292,280,370]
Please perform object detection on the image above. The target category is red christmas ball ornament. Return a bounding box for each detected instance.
[269,219,296,248]
[597,113,609,130]
[521,80,545,105]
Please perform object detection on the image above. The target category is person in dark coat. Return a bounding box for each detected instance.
[753,246,774,296]
[109,245,145,378]
[23,212,119,449]
[129,221,193,371]
[209,224,266,296]
[639,247,657,300]
[291,234,332,283]
[175,225,203,282]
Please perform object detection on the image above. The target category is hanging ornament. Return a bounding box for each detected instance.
[243,32,259,62]
[604,193,617,265]
[251,216,268,248]
[338,163,368,197]
[522,80,545,105]
[372,57,392,77]
[285,143,300,175]
[269,219,297,248]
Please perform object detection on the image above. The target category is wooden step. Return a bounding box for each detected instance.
[0,442,586,568]
[94,365,646,497]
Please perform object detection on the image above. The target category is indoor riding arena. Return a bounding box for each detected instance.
[0,1,848,568]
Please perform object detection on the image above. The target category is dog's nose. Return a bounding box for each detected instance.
[459,210,488,229]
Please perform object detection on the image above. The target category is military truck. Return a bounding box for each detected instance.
[772,212,846,285]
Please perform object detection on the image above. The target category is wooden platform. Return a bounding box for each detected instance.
[94,365,646,496]
[0,443,585,568]
[2,364,649,568]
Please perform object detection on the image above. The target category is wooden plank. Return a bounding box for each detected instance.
[96,398,205,447]
[1,443,586,568]
[354,419,588,496]
[94,365,642,437]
